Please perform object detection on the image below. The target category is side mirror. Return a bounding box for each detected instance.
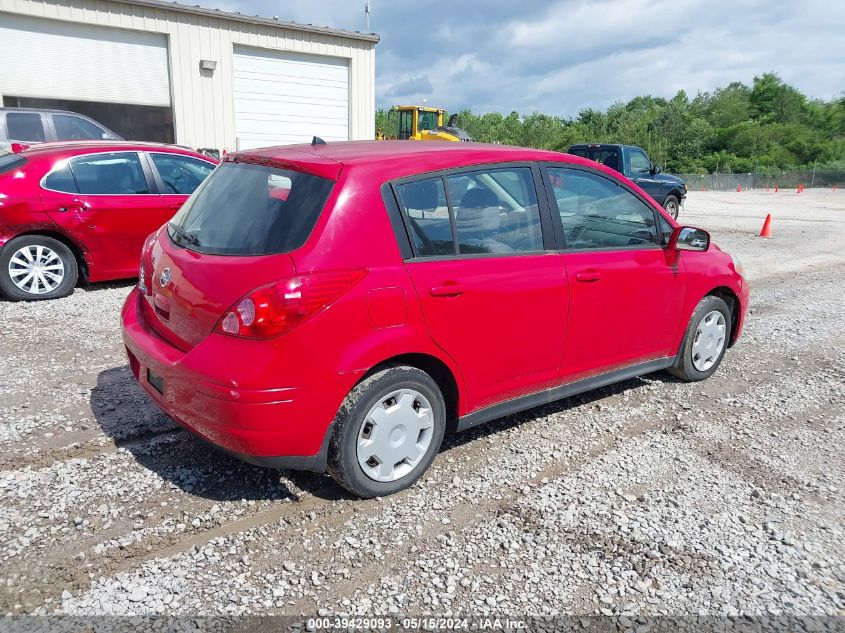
[668,226,710,252]
[650,164,661,175]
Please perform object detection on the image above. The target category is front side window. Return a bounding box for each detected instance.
[417,110,439,131]
[447,167,542,254]
[53,114,114,141]
[169,161,334,256]
[149,152,214,195]
[657,213,674,246]
[5,112,45,142]
[546,167,658,250]
[395,177,453,257]
[69,152,149,194]
[628,149,651,175]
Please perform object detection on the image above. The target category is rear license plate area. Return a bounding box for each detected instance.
[147,368,165,395]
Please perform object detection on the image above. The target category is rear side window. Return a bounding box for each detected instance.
[447,168,542,254]
[53,114,111,141]
[395,166,544,257]
[69,152,149,194]
[0,154,27,175]
[169,161,334,256]
[5,112,45,142]
[44,162,78,193]
[395,178,453,257]
[546,167,658,250]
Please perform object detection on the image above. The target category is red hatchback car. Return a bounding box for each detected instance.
[0,141,217,300]
[121,141,748,497]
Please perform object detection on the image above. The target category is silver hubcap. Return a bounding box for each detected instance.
[691,310,726,371]
[666,201,678,218]
[356,389,434,483]
[8,245,65,295]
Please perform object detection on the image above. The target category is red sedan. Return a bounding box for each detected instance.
[0,141,217,300]
[122,140,748,497]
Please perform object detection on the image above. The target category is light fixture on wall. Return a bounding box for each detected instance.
[200,59,217,72]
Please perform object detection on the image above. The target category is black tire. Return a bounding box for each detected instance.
[663,194,680,220]
[0,235,78,301]
[328,365,446,498]
[669,295,732,382]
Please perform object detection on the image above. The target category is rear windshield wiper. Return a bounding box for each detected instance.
[168,222,199,246]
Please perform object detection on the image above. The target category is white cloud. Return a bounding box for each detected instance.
[213,0,845,115]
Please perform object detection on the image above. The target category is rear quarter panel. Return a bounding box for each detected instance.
[287,165,468,411]
[0,156,63,249]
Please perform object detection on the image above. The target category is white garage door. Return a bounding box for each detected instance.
[233,46,349,150]
[0,14,170,107]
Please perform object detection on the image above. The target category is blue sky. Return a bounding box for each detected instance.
[217,0,844,116]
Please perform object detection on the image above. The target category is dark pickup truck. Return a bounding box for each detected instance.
[567,144,686,218]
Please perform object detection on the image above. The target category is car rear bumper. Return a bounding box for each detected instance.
[120,287,332,472]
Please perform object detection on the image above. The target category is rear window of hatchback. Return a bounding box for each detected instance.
[168,161,334,256]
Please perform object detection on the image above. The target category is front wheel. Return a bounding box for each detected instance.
[663,194,680,220]
[669,295,732,381]
[328,365,446,498]
[0,235,78,301]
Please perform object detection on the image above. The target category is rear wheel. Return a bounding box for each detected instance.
[0,235,78,301]
[328,365,446,498]
[663,194,680,219]
[669,295,731,381]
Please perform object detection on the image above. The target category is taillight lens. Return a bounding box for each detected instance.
[10,142,30,153]
[216,269,367,339]
[138,232,156,296]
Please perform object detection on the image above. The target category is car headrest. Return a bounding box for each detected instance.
[402,179,439,212]
[460,187,499,209]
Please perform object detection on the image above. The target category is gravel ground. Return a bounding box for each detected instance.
[1,189,843,620]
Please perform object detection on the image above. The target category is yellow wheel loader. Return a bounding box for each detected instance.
[377,106,473,142]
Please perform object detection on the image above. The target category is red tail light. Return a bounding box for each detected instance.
[216,269,367,339]
[10,143,30,153]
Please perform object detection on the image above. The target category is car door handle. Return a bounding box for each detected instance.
[56,206,82,213]
[430,284,464,297]
[576,271,602,283]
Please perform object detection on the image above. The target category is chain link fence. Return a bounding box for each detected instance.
[677,170,845,191]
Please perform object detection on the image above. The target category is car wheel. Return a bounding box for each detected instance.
[0,235,78,301]
[669,295,732,381]
[328,365,446,498]
[663,194,680,220]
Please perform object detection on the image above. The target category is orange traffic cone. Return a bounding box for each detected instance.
[737,185,742,192]
[833,185,837,192]
[759,214,772,238]
[775,184,779,192]
[700,185,705,192]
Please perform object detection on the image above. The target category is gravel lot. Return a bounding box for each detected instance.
[1,189,843,620]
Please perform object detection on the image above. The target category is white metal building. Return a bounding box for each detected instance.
[0,0,378,150]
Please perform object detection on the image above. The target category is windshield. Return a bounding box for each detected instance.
[168,161,334,256]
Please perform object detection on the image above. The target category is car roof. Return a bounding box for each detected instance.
[232,140,598,181]
[568,143,641,150]
[19,141,218,162]
[1,107,95,116]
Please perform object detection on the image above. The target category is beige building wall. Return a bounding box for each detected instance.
[0,0,378,149]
